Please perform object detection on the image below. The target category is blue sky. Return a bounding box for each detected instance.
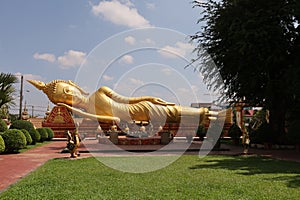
[0,0,218,116]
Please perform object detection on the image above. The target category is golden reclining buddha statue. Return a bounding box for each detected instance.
[28,79,212,125]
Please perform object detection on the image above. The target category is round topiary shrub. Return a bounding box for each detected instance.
[21,129,33,145]
[28,128,40,145]
[0,119,8,132]
[2,129,27,152]
[10,120,34,131]
[44,127,54,141]
[36,128,48,142]
[0,135,5,153]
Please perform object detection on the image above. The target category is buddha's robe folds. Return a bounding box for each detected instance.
[87,86,204,124]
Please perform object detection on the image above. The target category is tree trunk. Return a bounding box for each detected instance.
[268,101,287,144]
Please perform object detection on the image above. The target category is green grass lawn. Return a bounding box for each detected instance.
[1,155,300,200]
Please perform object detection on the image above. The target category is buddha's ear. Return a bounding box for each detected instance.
[63,87,73,95]
[67,80,89,95]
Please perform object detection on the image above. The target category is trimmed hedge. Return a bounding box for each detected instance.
[2,129,26,152]
[44,127,54,140]
[36,128,48,142]
[0,135,5,153]
[0,119,8,132]
[10,120,34,131]
[29,128,40,145]
[21,129,33,145]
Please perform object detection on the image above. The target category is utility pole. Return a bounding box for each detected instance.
[32,105,34,117]
[18,75,23,120]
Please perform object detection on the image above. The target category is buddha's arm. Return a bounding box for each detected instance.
[57,103,120,123]
[99,86,175,106]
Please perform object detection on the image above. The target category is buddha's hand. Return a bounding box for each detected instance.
[57,103,121,123]
[208,111,218,120]
[57,103,71,108]
[200,108,218,121]
[151,98,175,106]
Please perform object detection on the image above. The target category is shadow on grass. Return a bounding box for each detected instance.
[189,155,300,188]
[268,175,300,188]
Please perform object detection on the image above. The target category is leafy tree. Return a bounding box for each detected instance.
[191,0,299,138]
[0,72,18,109]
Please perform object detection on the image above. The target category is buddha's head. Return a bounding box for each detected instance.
[27,80,89,107]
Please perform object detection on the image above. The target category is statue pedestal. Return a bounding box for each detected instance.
[109,131,119,144]
[78,119,100,139]
[42,106,76,138]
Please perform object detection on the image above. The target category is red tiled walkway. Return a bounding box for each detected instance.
[0,141,91,192]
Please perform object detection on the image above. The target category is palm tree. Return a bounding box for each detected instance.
[0,72,18,109]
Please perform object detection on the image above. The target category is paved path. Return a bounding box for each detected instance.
[0,141,91,192]
[0,140,299,192]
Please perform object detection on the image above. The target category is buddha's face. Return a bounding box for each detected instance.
[51,83,85,106]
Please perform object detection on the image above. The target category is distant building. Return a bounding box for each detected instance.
[28,118,44,128]
[191,102,213,109]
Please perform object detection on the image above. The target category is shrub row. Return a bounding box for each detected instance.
[1,129,26,152]
[0,119,54,153]
[0,119,8,132]
[0,135,5,153]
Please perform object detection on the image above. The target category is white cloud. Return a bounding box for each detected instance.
[142,38,155,45]
[23,74,44,81]
[119,55,134,64]
[158,42,194,58]
[33,53,56,63]
[124,36,136,45]
[102,74,114,81]
[14,72,44,82]
[161,68,172,76]
[91,0,151,28]
[146,3,155,10]
[68,24,78,29]
[129,78,144,85]
[178,87,190,93]
[57,50,86,69]
[191,85,199,93]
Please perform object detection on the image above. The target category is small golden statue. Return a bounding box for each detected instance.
[66,130,80,158]
[27,79,212,125]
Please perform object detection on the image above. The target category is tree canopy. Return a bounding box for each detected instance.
[191,0,300,136]
[0,72,18,109]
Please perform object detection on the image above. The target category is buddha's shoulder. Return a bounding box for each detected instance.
[97,86,112,92]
